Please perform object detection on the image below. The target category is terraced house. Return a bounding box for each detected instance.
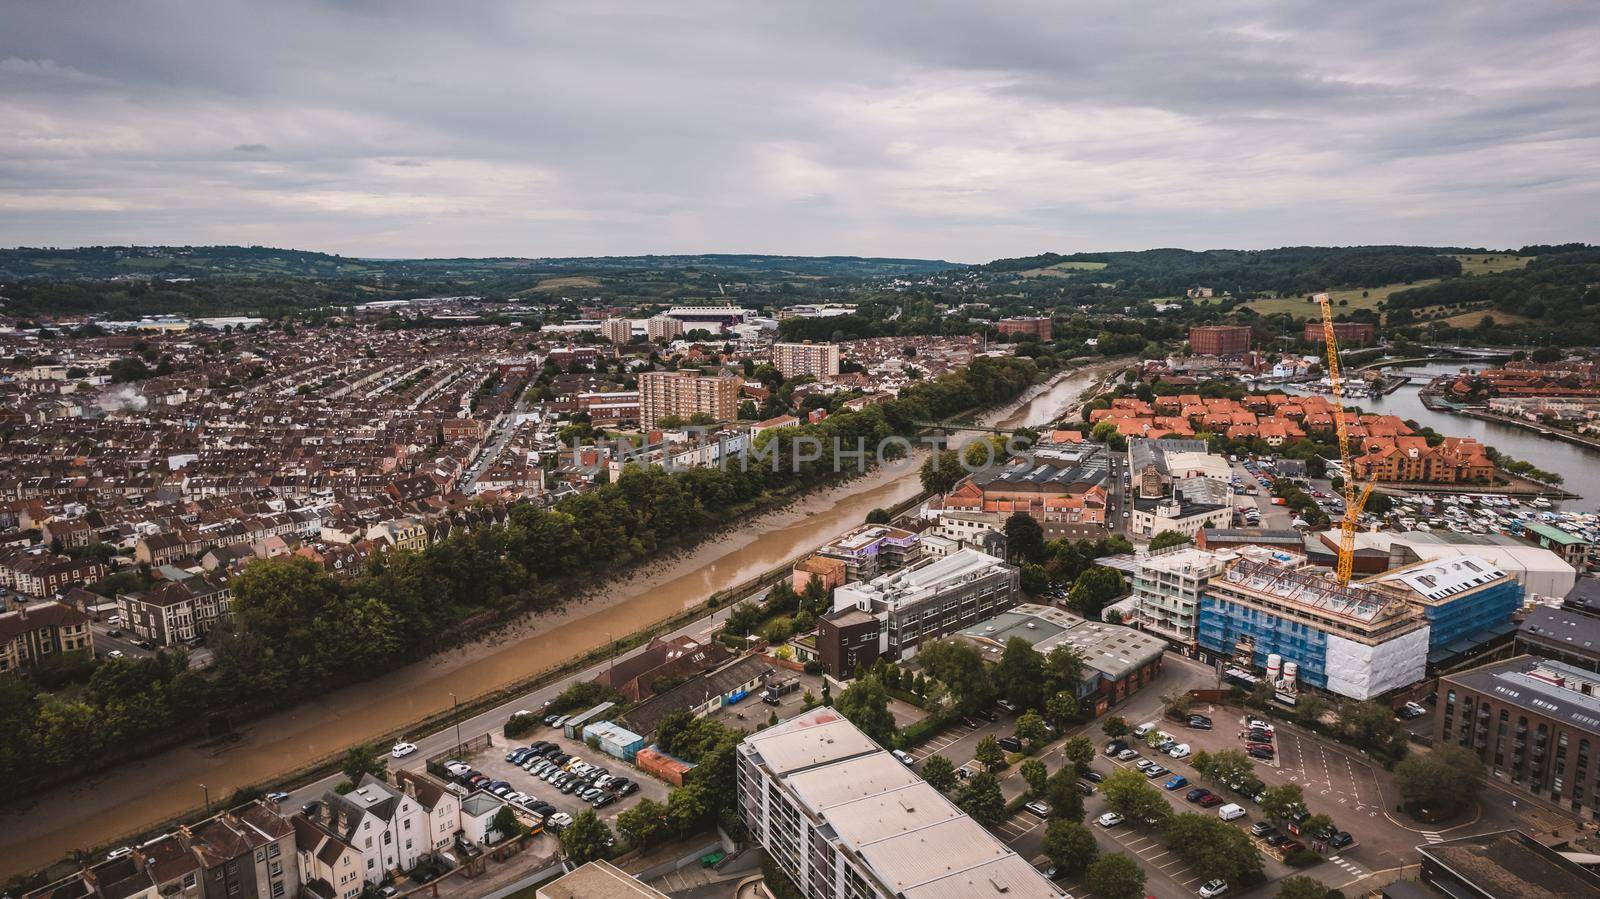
[0,599,94,674]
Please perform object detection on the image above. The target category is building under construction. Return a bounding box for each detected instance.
[1198,552,1431,700]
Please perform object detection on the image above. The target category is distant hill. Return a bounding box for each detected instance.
[0,245,956,281]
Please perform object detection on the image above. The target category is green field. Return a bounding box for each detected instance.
[1452,253,1531,276]
[1018,260,1109,278]
[1241,279,1435,319]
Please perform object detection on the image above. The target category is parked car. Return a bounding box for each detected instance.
[1399,701,1427,719]
[1081,769,1104,783]
[1164,775,1189,790]
[892,749,916,766]
[998,736,1023,753]
[1187,715,1213,730]
[1218,804,1246,821]
[1197,794,1224,808]
[1327,831,1354,849]
[1247,747,1275,761]
[265,791,291,803]
[1250,822,1276,837]
[1105,740,1128,756]
[1096,812,1124,827]
[1134,758,1154,771]
[1024,801,1051,817]
[1185,788,1211,803]
[106,649,125,659]
[592,794,616,809]
[1265,832,1289,847]
[1199,879,1229,898]
[616,780,639,796]
[390,742,418,759]
[1245,742,1274,754]
[547,812,573,830]
[106,629,123,638]
[1145,765,1169,778]
[1077,781,1094,796]
[1117,749,1139,761]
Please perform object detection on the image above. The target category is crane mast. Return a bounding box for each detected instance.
[1316,292,1374,584]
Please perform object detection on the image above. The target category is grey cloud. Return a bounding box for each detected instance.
[0,0,1595,261]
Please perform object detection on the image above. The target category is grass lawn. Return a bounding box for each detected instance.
[1436,309,1532,328]
[1242,279,1439,319]
[1452,253,1532,276]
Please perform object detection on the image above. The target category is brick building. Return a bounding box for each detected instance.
[1303,321,1377,346]
[1188,325,1252,356]
[637,370,739,428]
[996,316,1052,342]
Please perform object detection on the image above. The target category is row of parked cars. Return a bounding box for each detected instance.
[506,741,639,808]
[440,758,576,833]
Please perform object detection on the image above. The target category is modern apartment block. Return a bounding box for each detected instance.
[646,314,684,342]
[773,341,841,380]
[831,548,1019,660]
[815,524,922,582]
[1188,325,1252,356]
[737,709,1064,899]
[637,370,739,428]
[1130,545,1235,646]
[1198,553,1430,700]
[1438,656,1600,822]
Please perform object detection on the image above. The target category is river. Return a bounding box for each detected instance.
[0,363,1112,879]
[1362,360,1600,511]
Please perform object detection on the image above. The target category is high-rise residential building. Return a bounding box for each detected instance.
[772,341,841,380]
[637,370,739,428]
[1438,656,1600,822]
[601,317,633,344]
[738,709,1065,899]
[996,316,1052,341]
[1188,324,1252,355]
[646,314,684,342]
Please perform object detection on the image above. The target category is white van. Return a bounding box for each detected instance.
[1168,743,1192,760]
[1132,722,1157,738]
[1217,803,1246,821]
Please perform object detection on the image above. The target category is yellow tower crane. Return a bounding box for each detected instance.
[1317,292,1377,584]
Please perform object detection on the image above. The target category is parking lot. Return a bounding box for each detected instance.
[443,722,671,833]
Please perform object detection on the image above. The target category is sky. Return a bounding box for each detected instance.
[2,1,1598,263]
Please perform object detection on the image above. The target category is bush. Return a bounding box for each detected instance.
[898,710,955,749]
[504,712,539,738]
[803,660,823,675]
[1283,848,1323,868]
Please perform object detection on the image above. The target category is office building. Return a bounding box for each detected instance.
[601,317,634,344]
[817,606,883,679]
[1188,325,1252,356]
[1130,545,1235,646]
[832,548,1018,659]
[646,314,684,342]
[1303,321,1377,346]
[637,370,739,428]
[996,316,1052,342]
[956,604,1166,716]
[1438,656,1600,822]
[1198,553,1430,700]
[738,709,1065,899]
[773,342,842,380]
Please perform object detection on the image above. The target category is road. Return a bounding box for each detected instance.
[280,589,755,814]
[462,388,534,493]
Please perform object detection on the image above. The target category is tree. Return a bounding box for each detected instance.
[339,744,387,784]
[865,507,891,525]
[1067,566,1125,618]
[1101,768,1169,824]
[1042,819,1098,878]
[1005,513,1047,565]
[835,677,897,747]
[1085,853,1145,899]
[491,805,527,842]
[1045,692,1080,733]
[559,810,614,864]
[1043,646,1085,700]
[1102,716,1130,739]
[615,798,667,851]
[1042,766,1087,822]
[1395,743,1483,816]
[1164,812,1263,884]
[1302,814,1335,841]
[916,640,995,713]
[1015,711,1050,750]
[956,771,1005,827]
[1277,875,1343,899]
[976,734,1007,772]
[1148,530,1192,551]
[1261,783,1306,823]
[920,450,963,494]
[1063,736,1095,778]
[921,754,957,792]
[995,638,1046,712]
[1160,690,1193,721]
[1341,700,1406,761]
[1020,758,1049,795]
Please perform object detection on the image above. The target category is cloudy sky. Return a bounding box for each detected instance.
[3,1,1597,262]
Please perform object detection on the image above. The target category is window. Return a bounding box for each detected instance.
[383,831,392,845]
[270,883,285,899]
[403,819,411,830]
[184,874,197,889]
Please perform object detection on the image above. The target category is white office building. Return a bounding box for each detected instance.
[1130,545,1236,646]
[738,709,1064,899]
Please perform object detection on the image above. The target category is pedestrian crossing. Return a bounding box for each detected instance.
[1420,830,1444,843]
[1327,855,1368,878]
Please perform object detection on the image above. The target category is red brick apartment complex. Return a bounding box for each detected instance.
[1189,325,1252,355]
[996,316,1052,342]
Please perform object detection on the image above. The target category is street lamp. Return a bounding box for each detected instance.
[200,783,210,816]
[449,691,462,757]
